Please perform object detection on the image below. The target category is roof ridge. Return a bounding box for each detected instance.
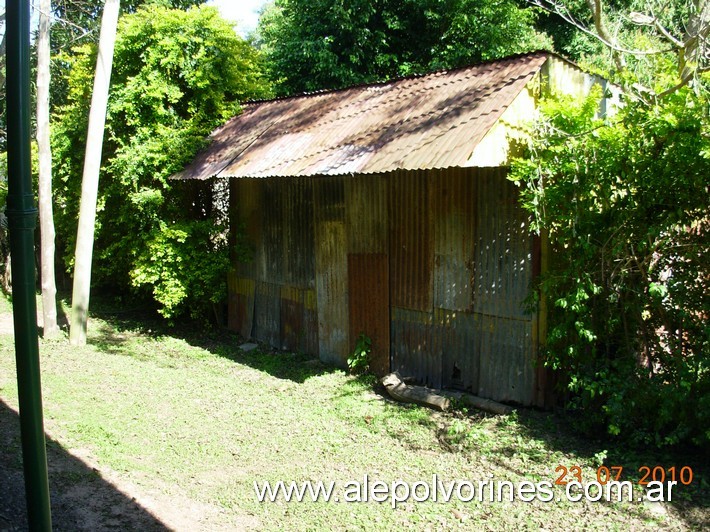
[243,50,560,106]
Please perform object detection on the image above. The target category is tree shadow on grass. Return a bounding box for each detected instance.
[174,326,338,384]
[501,409,710,529]
[84,299,338,384]
[0,399,168,531]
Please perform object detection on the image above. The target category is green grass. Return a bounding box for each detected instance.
[0,294,707,529]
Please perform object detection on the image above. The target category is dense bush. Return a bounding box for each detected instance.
[52,5,271,319]
[510,87,710,447]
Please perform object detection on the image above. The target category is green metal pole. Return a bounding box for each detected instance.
[6,0,53,529]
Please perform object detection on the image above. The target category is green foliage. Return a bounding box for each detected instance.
[48,1,209,114]
[529,0,706,100]
[347,333,372,374]
[131,220,229,320]
[257,0,552,95]
[52,5,271,319]
[510,87,710,447]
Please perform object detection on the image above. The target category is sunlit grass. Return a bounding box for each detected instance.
[0,294,706,529]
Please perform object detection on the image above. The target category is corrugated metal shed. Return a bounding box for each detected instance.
[175,53,550,180]
[179,52,613,407]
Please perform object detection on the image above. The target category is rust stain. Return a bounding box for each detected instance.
[313,178,349,366]
[345,175,388,254]
[278,286,319,354]
[176,54,551,180]
[348,253,390,377]
[227,167,545,405]
[389,170,432,311]
[227,273,255,339]
[280,287,304,352]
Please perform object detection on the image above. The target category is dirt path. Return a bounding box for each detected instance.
[0,312,17,336]
[0,314,249,531]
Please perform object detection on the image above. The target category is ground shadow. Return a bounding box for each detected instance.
[85,299,337,384]
[172,325,337,384]
[41,295,709,527]
[0,399,168,531]
[505,408,710,529]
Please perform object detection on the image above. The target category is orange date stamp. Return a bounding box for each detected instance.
[554,465,694,486]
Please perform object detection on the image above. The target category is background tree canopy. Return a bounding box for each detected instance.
[52,4,271,318]
[256,0,553,94]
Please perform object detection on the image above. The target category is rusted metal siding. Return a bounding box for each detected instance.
[280,285,318,354]
[431,168,476,312]
[390,308,439,388]
[430,168,480,390]
[261,180,286,285]
[346,175,388,254]
[387,167,537,404]
[390,168,480,390]
[231,179,261,280]
[439,310,480,391]
[227,272,255,339]
[477,316,534,404]
[473,169,532,320]
[473,168,535,404]
[253,281,281,348]
[228,167,541,404]
[348,253,389,376]
[345,175,390,376]
[389,170,432,311]
[228,178,318,353]
[314,178,349,367]
[282,178,316,288]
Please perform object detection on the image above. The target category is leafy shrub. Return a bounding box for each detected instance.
[347,333,372,374]
[131,220,229,321]
[52,5,271,320]
[510,87,710,447]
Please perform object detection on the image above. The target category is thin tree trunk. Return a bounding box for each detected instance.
[37,0,59,337]
[69,0,120,346]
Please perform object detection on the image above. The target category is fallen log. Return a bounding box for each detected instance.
[380,372,450,411]
[441,390,513,416]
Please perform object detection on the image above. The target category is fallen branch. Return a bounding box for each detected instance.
[380,372,450,411]
[442,391,513,416]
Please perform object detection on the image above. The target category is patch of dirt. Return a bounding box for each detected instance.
[0,313,15,336]
[0,307,69,337]
[0,315,257,531]
[0,403,258,531]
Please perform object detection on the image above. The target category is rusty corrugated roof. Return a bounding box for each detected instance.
[175,52,551,180]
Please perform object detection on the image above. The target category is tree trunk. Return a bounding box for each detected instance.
[37,0,59,338]
[69,0,120,346]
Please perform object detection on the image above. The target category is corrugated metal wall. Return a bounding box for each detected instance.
[313,177,349,366]
[430,168,478,392]
[346,175,390,376]
[228,168,542,404]
[230,178,318,354]
[472,170,535,404]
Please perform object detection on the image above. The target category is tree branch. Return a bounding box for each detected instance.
[586,0,626,70]
[529,0,710,98]
[529,0,674,57]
